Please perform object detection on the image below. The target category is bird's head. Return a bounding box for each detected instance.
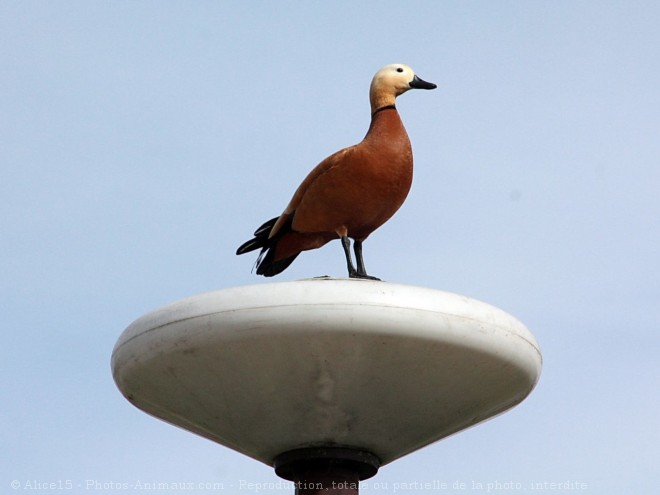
[369,64,436,113]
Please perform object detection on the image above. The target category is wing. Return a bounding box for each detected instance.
[269,145,357,238]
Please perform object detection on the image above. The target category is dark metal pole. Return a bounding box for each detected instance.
[274,448,380,495]
[293,465,359,495]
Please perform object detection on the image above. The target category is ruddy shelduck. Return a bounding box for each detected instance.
[237,64,436,279]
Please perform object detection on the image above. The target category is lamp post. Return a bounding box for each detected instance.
[112,279,542,494]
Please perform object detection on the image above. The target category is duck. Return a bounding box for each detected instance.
[236,63,436,279]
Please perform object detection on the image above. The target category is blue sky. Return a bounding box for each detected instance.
[2,1,658,493]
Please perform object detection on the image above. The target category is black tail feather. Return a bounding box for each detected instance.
[253,217,277,237]
[256,251,299,277]
[236,215,297,276]
[236,217,278,255]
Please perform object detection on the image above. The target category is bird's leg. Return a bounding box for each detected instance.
[352,239,381,281]
[341,236,359,278]
[353,240,368,276]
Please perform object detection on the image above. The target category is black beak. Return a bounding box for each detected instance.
[409,74,437,90]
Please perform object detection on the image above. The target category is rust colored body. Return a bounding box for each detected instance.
[271,107,412,261]
[237,64,435,278]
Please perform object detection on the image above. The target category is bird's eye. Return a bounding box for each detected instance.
[396,67,404,73]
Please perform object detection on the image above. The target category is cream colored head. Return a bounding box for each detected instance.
[369,63,436,113]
